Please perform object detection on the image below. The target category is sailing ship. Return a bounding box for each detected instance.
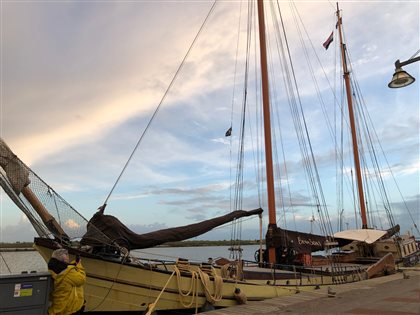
[1,1,418,313]
[258,3,419,268]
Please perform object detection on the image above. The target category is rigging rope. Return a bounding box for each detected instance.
[230,0,255,260]
[101,1,218,210]
[228,0,245,215]
[345,38,399,231]
[265,5,293,231]
[409,49,420,59]
[290,3,360,231]
[289,3,410,235]
[0,252,12,273]
[351,59,419,233]
[273,1,334,238]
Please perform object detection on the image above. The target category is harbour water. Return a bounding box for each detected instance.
[0,244,261,275]
[0,250,47,274]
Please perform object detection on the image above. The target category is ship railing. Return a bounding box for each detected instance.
[241,259,366,284]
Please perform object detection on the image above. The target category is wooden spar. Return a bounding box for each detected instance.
[336,3,368,229]
[257,0,277,264]
[21,186,68,238]
[0,138,68,239]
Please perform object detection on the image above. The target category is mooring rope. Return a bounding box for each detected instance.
[165,261,224,312]
[145,269,176,315]
[0,252,12,273]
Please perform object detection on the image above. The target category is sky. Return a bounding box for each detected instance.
[0,0,419,243]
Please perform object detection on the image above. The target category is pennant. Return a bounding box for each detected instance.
[336,17,342,29]
[323,31,334,50]
[225,127,232,137]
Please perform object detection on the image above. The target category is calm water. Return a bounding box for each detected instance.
[0,250,47,275]
[0,245,261,275]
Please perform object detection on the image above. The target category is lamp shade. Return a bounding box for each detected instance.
[388,67,415,88]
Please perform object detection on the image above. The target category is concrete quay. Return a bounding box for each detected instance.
[200,269,420,315]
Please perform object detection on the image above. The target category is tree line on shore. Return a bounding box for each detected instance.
[1,239,264,248]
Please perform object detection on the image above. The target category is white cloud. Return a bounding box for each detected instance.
[1,1,418,241]
[65,219,80,229]
[0,220,38,243]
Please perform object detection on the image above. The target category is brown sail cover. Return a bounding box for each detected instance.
[383,224,400,239]
[81,208,263,250]
[266,225,361,254]
[266,225,328,254]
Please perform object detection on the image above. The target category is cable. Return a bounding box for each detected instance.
[101,1,218,209]
[0,252,11,273]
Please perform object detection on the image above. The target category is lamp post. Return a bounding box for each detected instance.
[388,55,420,88]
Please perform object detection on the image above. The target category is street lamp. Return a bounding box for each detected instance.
[388,54,420,88]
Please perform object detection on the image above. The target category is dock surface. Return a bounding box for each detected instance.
[199,269,420,314]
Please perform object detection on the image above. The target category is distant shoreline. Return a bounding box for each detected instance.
[1,239,263,250]
[0,247,35,252]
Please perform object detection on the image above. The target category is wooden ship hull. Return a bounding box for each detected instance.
[33,237,399,313]
[1,1,418,313]
[33,238,303,312]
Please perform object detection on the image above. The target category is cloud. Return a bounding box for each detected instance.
[390,194,420,236]
[1,1,418,242]
[127,222,168,234]
[1,1,220,163]
[65,219,80,229]
[0,216,38,242]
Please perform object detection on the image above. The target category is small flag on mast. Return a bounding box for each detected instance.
[225,127,232,137]
[323,31,334,50]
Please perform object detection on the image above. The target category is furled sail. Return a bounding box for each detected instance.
[266,225,329,254]
[81,208,263,250]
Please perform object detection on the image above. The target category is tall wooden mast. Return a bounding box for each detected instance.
[336,3,368,229]
[257,0,277,263]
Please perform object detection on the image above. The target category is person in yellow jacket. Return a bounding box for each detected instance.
[48,248,86,315]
